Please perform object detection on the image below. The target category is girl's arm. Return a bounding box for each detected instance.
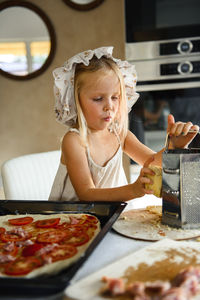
[123,130,155,166]
[61,132,153,202]
[62,115,199,202]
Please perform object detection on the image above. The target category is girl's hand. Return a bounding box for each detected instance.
[167,114,199,149]
[132,156,155,198]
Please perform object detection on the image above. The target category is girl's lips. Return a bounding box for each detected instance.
[104,116,112,122]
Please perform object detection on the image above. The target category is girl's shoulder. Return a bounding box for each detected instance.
[61,129,86,164]
[62,128,84,153]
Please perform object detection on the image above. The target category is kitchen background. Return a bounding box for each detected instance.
[0,0,125,188]
[0,0,200,197]
[125,0,200,152]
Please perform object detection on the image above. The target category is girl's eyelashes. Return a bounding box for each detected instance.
[112,96,120,101]
[93,97,103,101]
[92,95,120,101]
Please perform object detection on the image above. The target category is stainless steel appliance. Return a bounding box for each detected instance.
[162,136,200,229]
[125,0,200,151]
[126,36,200,92]
[125,0,200,44]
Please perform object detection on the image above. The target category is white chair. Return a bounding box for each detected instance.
[1,150,61,200]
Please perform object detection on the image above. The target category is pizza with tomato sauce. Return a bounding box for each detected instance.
[0,213,100,278]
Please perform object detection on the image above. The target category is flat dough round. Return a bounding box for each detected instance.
[113,206,200,241]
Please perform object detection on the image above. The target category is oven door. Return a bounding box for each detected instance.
[129,86,200,152]
[125,0,200,43]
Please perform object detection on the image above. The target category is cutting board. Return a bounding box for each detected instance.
[65,239,200,300]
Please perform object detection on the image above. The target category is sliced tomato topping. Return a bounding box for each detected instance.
[4,256,42,276]
[0,227,5,234]
[36,230,71,244]
[86,224,98,238]
[84,215,98,224]
[22,243,44,257]
[8,217,34,226]
[44,244,77,262]
[35,218,60,228]
[0,243,18,257]
[65,232,90,247]
[66,225,88,235]
[55,222,68,230]
[1,231,31,243]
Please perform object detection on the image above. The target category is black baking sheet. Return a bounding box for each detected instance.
[0,200,126,298]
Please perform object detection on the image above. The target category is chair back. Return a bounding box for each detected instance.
[1,151,60,200]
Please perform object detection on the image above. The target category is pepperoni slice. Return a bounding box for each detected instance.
[36,230,71,244]
[22,243,43,257]
[35,218,60,228]
[4,257,42,276]
[8,217,34,226]
[43,244,77,262]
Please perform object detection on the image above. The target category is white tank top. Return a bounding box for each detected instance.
[48,128,127,201]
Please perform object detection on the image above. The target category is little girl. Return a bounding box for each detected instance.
[49,47,198,203]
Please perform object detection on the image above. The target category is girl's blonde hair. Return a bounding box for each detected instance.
[74,56,128,146]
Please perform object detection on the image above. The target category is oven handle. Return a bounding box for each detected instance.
[136,81,200,92]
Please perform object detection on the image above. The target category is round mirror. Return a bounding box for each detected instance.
[0,1,56,80]
[63,0,105,11]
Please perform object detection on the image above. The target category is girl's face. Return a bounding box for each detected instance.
[78,69,120,131]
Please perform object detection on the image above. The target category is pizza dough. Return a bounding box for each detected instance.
[145,165,162,198]
[113,206,200,241]
[0,213,100,278]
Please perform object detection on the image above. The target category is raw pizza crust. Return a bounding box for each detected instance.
[113,206,200,241]
[0,213,100,278]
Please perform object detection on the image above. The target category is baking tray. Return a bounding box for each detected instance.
[0,200,126,299]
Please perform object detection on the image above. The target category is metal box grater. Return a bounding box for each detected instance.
[162,147,200,229]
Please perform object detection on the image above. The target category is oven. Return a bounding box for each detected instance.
[125,0,200,151]
[129,87,200,152]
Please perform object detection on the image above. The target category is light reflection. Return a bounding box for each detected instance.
[0,40,50,76]
[0,6,50,77]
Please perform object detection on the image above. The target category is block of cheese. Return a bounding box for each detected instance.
[145,165,162,198]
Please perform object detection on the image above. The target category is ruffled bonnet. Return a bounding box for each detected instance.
[53,46,139,126]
